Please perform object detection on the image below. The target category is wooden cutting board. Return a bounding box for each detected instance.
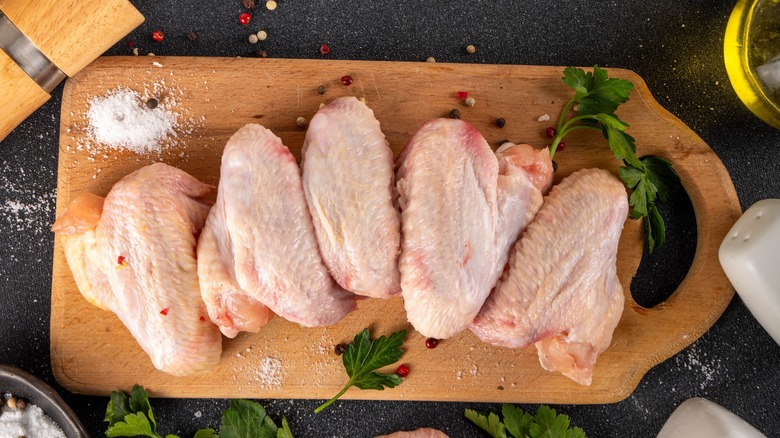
[51,57,740,403]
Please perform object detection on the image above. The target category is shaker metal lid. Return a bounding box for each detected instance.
[0,9,66,93]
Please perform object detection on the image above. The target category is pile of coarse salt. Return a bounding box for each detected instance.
[85,87,178,154]
[0,401,66,438]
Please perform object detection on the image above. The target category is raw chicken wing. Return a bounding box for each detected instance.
[52,163,222,376]
[396,119,552,339]
[470,168,628,385]
[375,429,449,438]
[198,124,356,336]
[302,97,400,298]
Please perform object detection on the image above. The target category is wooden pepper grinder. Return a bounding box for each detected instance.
[0,0,144,141]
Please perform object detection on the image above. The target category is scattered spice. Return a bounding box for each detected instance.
[147,52,155,56]
[186,31,198,41]
[455,90,469,100]
[497,385,505,390]
[199,316,206,321]
[466,44,476,54]
[117,255,127,266]
[266,0,277,10]
[545,127,556,138]
[15,398,27,409]
[449,108,461,119]
[320,44,331,55]
[132,47,139,56]
[465,97,476,107]
[160,308,170,316]
[296,116,307,127]
[6,397,17,409]
[317,85,326,95]
[256,30,268,41]
[146,98,159,110]
[239,12,252,25]
[127,40,135,48]
[496,117,506,128]
[426,56,436,63]
[341,75,353,86]
[425,337,439,349]
[243,0,256,8]
[256,49,268,58]
[359,97,367,104]
[334,343,346,355]
[248,34,259,44]
[396,364,410,378]
[151,30,165,42]
[557,142,566,151]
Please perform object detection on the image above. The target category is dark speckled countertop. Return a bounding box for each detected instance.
[1,1,779,437]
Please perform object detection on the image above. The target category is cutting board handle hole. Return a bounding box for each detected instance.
[630,188,697,308]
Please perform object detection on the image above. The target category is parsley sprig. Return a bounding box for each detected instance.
[466,404,586,438]
[551,65,681,252]
[105,385,294,438]
[314,327,407,413]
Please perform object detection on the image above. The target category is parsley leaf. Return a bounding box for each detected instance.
[314,328,407,413]
[104,386,295,438]
[466,405,585,438]
[465,409,507,438]
[219,399,279,438]
[553,65,681,253]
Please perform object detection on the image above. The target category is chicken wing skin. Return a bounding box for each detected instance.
[198,124,356,336]
[53,163,222,376]
[302,97,401,298]
[470,168,628,385]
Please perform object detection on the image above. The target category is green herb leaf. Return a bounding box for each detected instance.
[277,418,294,438]
[502,404,533,438]
[219,399,278,438]
[465,409,508,438]
[193,429,219,438]
[466,405,585,438]
[104,385,170,438]
[562,66,633,116]
[555,66,681,252]
[314,328,407,413]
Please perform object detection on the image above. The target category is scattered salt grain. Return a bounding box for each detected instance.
[0,403,66,438]
[537,113,550,122]
[257,356,283,388]
[85,88,178,154]
[152,61,163,68]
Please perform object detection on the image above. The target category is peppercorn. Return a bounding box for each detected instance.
[243,0,256,8]
[558,142,566,151]
[151,30,165,42]
[132,47,139,56]
[15,398,26,409]
[266,0,277,10]
[455,91,469,100]
[545,127,556,138]
[341,75,353,86]
[334,343,346,355]
[320,44,331,55]
[495,117,506,128]
[239,12,252,25]
[552,160,558,172]
[465,97,476,107]
[186,31,198,41]
[146,98,159,110]
[317,85,326,95]
[466,44,476,54]
[296,116,307,127]
[6,397,17,409]
[359,97,367,104]
[449,109,461,119]
[256,49,268,58]
[425,337,439,349]
[396,364,410,377]
[426,56,436,63]
[248,34,259,44]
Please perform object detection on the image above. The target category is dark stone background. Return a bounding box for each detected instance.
[1,1,778,436]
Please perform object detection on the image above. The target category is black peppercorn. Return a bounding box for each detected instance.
[449,109,461,119]
[317,85,326,95]
[186,31,198,42]
[334,343,346,355]
[146,98,159,110]
[495,117,506,128]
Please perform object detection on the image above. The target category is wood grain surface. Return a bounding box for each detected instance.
[51,57,740,403]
